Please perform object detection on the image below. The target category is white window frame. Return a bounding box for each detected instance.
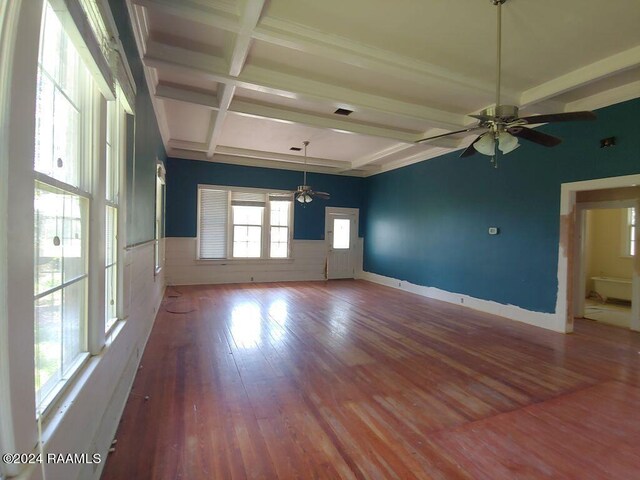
[155,161,166,274]
[197,185,294,261]
[231,203,265,259]
[33,3,96,415]
[2,0,135,471]
[268,200,292,259]
[621,207,636,258]
[104,96,125,334]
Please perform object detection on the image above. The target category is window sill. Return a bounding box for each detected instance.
[37,352,91,420]
[195,258,295,265]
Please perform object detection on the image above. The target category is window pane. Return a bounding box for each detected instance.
[35,289,62,405]
[34,70,55,176]
[333,218,350,249]
[105,265,117,332]
[233,205,263,225]
[35,4,85,189]
[35,187,63,295]
[106,101,120,204]
[270,243,287,258]
[53,88,81,187]
[62,279,86,374]
[233,226,261,258]
[35,184,88,293]
[271,226,287,243]
[270,226,289,258]
[106,206,117,266]
[270,201,290,227]
[62,194,87,283]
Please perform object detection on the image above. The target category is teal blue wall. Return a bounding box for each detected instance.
[165,158,365,240]
[364,98,640,313]
[109,0,166,246]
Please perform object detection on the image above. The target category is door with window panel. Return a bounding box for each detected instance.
[325,208,358,279]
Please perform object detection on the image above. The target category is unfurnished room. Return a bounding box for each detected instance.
[1,0,640,479]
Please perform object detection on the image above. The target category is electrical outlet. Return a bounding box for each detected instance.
[488,227,499,235]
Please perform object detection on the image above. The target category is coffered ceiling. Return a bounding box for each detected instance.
[125,0,640,176]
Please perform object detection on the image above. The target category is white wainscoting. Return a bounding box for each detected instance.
[165,237,364,286]
[357,271,563,333]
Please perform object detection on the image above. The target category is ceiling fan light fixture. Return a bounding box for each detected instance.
[498,131,519,154]
[296,193,313,204]
[473,132,496,156]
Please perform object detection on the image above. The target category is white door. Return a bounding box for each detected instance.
[325,208,358,279]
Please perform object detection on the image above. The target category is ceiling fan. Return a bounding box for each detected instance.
[416,0,596,162]
[292,141,330,204]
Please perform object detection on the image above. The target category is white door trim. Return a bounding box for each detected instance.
[558,174,640,332]
[325,207,359,279]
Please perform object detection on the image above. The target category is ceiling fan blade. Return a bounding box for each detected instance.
[416,127,484,144]
[518,111,596,125]
[312,191,330,200]
[508,127,562,147]
[459,136,484,157]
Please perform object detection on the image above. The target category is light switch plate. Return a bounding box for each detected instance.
[488,227,499,235]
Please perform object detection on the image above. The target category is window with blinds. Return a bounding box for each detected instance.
[198,186,292,259]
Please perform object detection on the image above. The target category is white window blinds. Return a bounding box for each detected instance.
[231,191,266,206]
[199,189,228,259]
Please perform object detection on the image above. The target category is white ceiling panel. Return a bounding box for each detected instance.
[219,112,400,162]
[162,99,212,144]
[130,0,640,176]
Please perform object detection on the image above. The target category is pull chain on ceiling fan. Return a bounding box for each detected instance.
[416,0,596,164]
[292,141,330,204]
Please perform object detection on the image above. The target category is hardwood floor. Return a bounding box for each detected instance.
[101,280,640,479]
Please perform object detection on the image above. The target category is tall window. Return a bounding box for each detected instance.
[270,201,290,258]
[155,163,165,272]
[34,3,91,409]
[199,186,292,260]
[105,100,120,332]
[625,207,636,257]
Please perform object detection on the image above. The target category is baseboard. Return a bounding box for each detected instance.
[90,282,165,480]
[358,271,566,333]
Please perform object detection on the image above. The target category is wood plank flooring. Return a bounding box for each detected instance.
[101,280,640,479]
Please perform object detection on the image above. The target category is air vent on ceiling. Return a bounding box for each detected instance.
[334,108,353,116]
[290,146,302,151]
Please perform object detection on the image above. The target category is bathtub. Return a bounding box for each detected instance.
[591,276,632,302]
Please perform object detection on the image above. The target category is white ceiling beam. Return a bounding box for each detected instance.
[153,84,421,142]
[130,1,516,102]
[253,18,518,102]
[205,0,267,158]
[167,149,374,177]
[227,0,264,76]
[520,45,640,108]
[130,0,240,32]
[231,100,418,142]
[351,143,416,170]
[566,79,640,113]
[215,146,353,169]
[206,83,235,157]
[168,139,209,152]
[155,84,219,109]
[143,40,466,130]
[348,130,470,170]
